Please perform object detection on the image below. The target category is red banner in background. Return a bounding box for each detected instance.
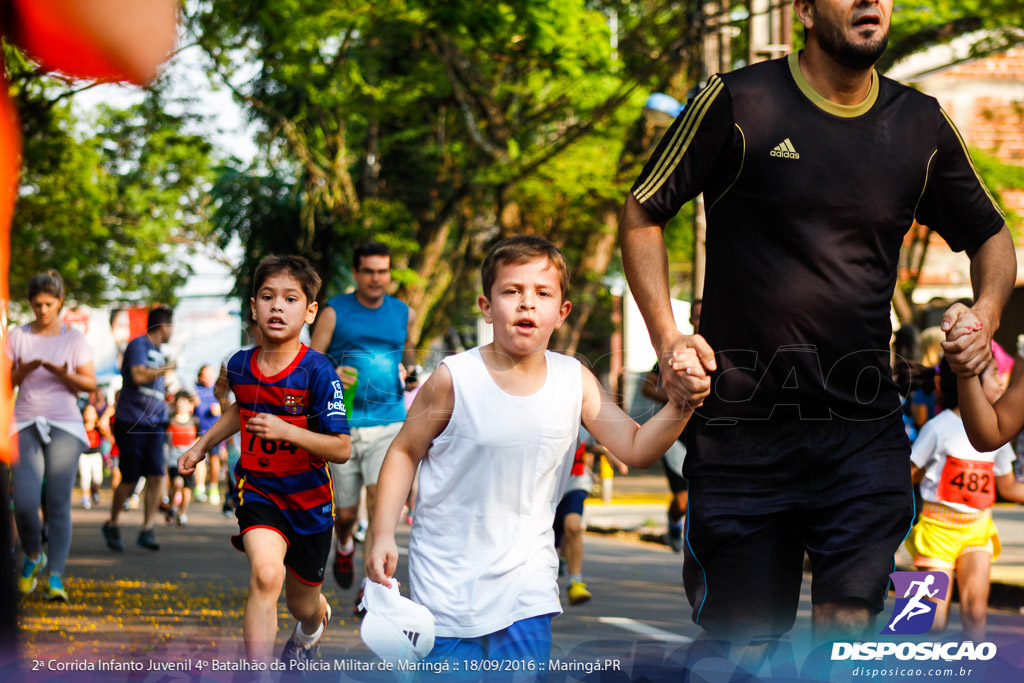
[62,308,90,335]
[127,306,149,339]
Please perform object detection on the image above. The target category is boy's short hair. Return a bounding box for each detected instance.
[354,241,391,270]
[252,255,322,305]
[174,391,195,406]
[481,236,571,301]
[148,306,174,329]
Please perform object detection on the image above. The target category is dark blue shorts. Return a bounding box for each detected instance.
[112,419,167,483]
[553,489,588,548]
[682,414,915,640]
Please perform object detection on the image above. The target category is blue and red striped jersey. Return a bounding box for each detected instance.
[227,344,349,534]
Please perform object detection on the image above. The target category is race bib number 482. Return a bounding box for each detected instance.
[936,455,994,509]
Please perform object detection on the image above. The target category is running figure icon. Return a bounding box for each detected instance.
[887,575,940,632]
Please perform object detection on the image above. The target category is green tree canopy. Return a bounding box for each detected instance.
[7,42,218,307]
[190,0,702,358]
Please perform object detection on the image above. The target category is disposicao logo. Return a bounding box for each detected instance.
[884,571,949,635]
[831,571,997,664]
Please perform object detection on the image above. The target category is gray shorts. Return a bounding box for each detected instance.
[330,421,403,508]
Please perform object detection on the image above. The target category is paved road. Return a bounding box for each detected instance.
[9,494,1024,682]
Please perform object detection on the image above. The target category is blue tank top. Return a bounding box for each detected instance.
[324,293,409,428]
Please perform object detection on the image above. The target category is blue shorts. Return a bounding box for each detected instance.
[113,420,167,483]
[425,614,553,681]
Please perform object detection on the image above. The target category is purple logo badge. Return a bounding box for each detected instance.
[883,571,950,635]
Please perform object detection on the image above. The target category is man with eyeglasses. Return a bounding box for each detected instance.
[311,241,417,613]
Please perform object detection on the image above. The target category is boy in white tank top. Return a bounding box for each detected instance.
[366,236,710,668]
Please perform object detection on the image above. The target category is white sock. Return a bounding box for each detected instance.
[337,537,355,555]
[295,619,323,646]
[569,574,583,584]
[295,602,330,646]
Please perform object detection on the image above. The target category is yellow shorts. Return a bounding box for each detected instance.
[904,502,1000,570]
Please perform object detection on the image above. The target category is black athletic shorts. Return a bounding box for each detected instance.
[682,413,915,640]
[231,502,333,585]
[113,419,167,483]
[166,466,196,488]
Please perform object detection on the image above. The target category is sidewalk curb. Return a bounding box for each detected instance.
[588,525,1024,615]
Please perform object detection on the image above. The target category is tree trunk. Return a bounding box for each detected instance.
[553,208,618,355]
[399,219,453,349]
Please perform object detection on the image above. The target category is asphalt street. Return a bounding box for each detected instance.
[8,491,1024,682]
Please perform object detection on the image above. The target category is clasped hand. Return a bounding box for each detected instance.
[659,333,715,408]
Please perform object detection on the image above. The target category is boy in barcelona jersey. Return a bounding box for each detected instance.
[179,255,351,664]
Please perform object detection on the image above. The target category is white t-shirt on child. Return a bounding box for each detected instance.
[911,408,1015,514]
[409,347,582,638]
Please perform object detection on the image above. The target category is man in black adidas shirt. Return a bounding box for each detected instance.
[621,0,1015,644]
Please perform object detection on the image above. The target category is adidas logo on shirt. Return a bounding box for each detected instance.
[770,138,800,159]
[404,630,420,647]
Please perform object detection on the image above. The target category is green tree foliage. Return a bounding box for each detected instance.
[192,0,1024,357]
[6,44,216,306]
[972,146,1024,230]
[191,0,702,359]
[881,1,1024,72]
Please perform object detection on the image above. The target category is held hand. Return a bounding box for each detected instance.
[246,413,293,442]
[940,303,992,376]
[365,533,399,588]
[337,366,358,389]
[178,445,206,476]
[658,332,716,407]
[667,347,712,408]
[941,303,984,343]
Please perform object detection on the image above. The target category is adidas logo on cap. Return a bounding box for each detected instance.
[770,138,800,159]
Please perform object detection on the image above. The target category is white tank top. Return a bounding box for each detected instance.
[409,347,583,638]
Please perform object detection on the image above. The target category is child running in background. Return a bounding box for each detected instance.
[166,392,198,526]
[79,404,107,509]
[366,236,709,669]
[554,428,626,607]
[905,356,1024,641]
[178,255,351,664]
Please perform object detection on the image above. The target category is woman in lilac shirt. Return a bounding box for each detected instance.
[8,271,96,601]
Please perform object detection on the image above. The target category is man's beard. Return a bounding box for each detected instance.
[815,20,889,70]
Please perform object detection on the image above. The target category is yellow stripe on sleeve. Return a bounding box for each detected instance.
[634,76,725,204]
[940,108,1004,219]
